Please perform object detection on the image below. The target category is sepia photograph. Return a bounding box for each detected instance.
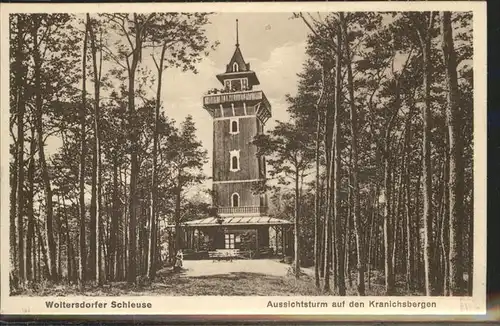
[0,1,486,316]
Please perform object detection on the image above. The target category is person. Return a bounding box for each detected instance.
[174,250,183,272]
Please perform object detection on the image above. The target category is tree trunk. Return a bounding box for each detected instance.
[26,122,36,283]
[322,96,332,288]
[88,13,103,285]
[440,150,450,295]
[414,171,422,291]
[381,74,405,294]
[174,178,182,260]
[141,206,149,275]
[319,218,325,278]
[405,177,412,292]
[106,198,112,280]
[56,214,62,277]
[341,12,365,295]
[383,139,394,294]
[32,18,58,282]
[294,170,301,279]
[403,107,413,291]
[416,12,435,296]
[61,195,72,282]
[392,153,405,278]
[333,23,346,295]
[35,220,50,279]
[467,204,473,296]
[148,43,167,281]
[99,219,106,283]
[35,232,40,282]
[88,18,96,281]
[367,188,377,290]
[10,145,18,288]
[79,16,89,285]
[440,11,466,296]
[127,14,144,285]
[15,15,27,285]
[332,212,337,291]
[314,67,324,289]
[111,159,119,281]
[324,133,334,291]
[373,195,379,271]
[123,168,129,281]
[345,195,352,288]
[118,167,125,281]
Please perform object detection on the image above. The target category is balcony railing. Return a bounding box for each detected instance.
[217,206,268,215]
[203,90,268,106]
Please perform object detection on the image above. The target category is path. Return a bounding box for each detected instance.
[181,259,314,278]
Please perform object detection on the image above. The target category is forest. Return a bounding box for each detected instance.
[254,11,473,297]
[9,13,216,293]
[9,11,473,298]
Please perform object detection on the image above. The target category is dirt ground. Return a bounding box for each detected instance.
[180,258,314,278]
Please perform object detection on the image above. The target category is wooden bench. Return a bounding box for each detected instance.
[208,251,231,262]
[238,249,255,259]
[258,247,274,258]
[208,249,240,262]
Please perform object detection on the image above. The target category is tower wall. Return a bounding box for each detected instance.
[213,181,262,207]
[212,115,261,182]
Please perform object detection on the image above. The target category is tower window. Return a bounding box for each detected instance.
[231,79,242,91]
[231,193,240,207]
[259,155,266,176]
[230,150,240,172]
[233,62,239,72]
[230,118,239,134]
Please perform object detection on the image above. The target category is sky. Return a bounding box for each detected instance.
[160,13,310,192]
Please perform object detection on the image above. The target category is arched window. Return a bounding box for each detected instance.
[230,150,240,172]
[233,62,239,72]
[232,193,240,207]
[230,118,239,134]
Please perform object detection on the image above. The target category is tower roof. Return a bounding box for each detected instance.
[226,45,250,73]
[216,20,260,86]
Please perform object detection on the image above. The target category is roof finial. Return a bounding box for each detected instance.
[236,19,239,47]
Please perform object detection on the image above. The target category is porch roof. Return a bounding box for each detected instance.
[177,216,293,228]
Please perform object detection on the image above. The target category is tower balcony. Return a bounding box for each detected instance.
[216,206,268,216]
[203,90,271,123]
[203,90,270,107]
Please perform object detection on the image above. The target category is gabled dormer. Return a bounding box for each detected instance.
[226,46,250,73]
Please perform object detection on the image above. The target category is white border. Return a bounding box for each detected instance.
[0,1,487,317]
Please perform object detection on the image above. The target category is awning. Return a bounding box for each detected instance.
[169,216,293,228]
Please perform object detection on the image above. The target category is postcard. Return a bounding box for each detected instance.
[0,1,487,318]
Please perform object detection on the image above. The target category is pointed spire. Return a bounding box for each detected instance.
[236,19,239,47]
